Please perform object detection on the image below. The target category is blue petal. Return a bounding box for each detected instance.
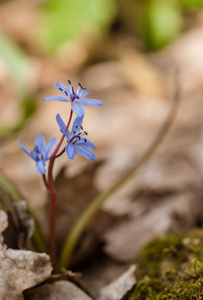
[44,137,56,160]
[55,82,71,97]
[56,114,70,140]
[60,128,71,140]
[31,151,39,161]
[36,160,46,174]
[78,89,89,98]
[72,103,85,117]
[43,95,70,102]
[71,116,83,135]
[35,135,45,153]
[19,142,35,160]
[74,145,96,161]
[78,98,103,106]
[76,139,96,149]
[66,144,77,159]
[56,114,66,130]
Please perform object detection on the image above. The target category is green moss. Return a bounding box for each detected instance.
[128,229,203,299]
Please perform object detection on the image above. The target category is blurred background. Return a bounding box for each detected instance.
[0,0,203,200]
[1,0,203,294]
[0,0,203,134]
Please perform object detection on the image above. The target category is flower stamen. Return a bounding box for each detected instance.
[78,82,86,90]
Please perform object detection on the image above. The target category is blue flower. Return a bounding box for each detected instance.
[20,135,56,174]
[43,81,103,118]
[56,114,96,161]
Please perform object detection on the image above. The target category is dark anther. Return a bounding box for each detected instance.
[75,125,78,128]
[84,131,88,135]
[68,80,71,85]
[78,82,86,90]
[59,87,63,91]
[80,125,83,130]
[84,138,87,143]
[73,130,76,134]
[77,136,81,140]
[34,146,40,153]
[64,91,68,96]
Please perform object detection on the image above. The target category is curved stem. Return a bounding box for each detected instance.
[59,81,181,269]
[42,174,49,190]
[46,110,73,272]
[55,148,65,158]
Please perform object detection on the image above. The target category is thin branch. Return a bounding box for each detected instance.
[59,76,181,269]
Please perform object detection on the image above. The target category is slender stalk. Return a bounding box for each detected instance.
[46,109,73,272]
[59,81,181,269]
[42,174,49,190]
[49,181,57,270]
[55,148,65,158]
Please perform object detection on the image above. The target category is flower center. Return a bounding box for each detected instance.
[33,146,43,161]
[70,93,79,102]
[70,135,80,144]
[70,125,88,144]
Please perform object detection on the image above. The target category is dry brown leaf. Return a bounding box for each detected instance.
[153,27,203,96]
[80,255,127,298]
[0,210,8,244]
[24,280,93,300]
[103,189,203,262]
[0,184,35,249]
[120,50,166,98]
[98,264,136,300]
[0,210,52,300]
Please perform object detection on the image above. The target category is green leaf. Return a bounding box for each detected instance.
[0,31,36,135]
[140,0,182,50]
[0,171,21,202]
[40,0,116,53]
[178,0,203,9]
[0,31,29,96]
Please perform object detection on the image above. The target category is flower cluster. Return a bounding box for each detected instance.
[20,81,103,174]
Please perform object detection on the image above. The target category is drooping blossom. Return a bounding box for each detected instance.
[56,114,96,161]
[20,135,56,174]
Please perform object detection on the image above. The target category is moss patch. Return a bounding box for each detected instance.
[127,229,203,299]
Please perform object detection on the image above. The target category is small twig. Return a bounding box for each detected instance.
[59,74,181,269]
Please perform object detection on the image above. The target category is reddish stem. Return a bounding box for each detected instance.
[55,148,65,158]
[42,174,49,189]
[46,110,73,271]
